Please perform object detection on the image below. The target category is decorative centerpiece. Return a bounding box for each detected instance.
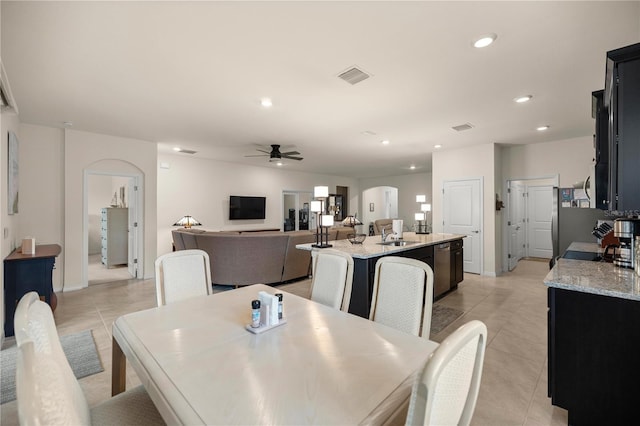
[347,233,367,244]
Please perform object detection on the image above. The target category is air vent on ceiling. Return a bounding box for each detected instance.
[451,123,474,132]
[338,66,371,85]
[177,148,197,154]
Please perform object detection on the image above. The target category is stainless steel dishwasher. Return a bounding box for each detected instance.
[434,242,451,298]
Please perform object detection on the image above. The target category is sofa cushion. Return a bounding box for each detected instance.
[194,233,289,286]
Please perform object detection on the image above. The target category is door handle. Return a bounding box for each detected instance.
[472,230,480,233]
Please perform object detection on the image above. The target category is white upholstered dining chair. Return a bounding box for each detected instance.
[405,320,488,426]
[13,292,165,426]
[369,256,434,337]
[154,249,212,306]
[310,249,354,311]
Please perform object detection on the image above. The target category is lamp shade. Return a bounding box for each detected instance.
[321,214,334,227]
[421,203,432,212]
[314,186,329,198]
[415,212,425,221]
[416,195,426,203]
[173,215,202,228]
[342,215,363,227]
[310,200,322,212]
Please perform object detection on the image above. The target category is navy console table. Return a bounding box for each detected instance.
[4,244,61,337]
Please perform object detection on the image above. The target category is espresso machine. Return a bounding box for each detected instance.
[613,218,640,268]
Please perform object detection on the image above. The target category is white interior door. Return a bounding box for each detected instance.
[508,182,527,270]
[527,185,553,258]
[443,178,482,274]
[127,178,138,278]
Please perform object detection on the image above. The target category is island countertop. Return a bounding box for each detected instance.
[296,231,465,259]
[544,253,640,301]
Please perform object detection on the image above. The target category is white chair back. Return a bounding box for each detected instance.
[406,320,488,426]
[14,293,92,425]
[155,249,212,306]
[14,292,68,362]
[310,249,354,311]
[369,256,434,337]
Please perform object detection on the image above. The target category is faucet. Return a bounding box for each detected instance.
[381,227,396,242]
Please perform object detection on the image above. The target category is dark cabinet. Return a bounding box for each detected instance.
[450,239,463,287]
[349,245,434,318]
[604,42,640,211]
[591,90,609,210]
[4,244,61,337]
[548,287,640,425]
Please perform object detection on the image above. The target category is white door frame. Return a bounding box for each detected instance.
[83,169,144,287]
[443,177,483,275]
[503,175,558,272]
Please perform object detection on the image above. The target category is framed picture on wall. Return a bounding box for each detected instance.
[369,203,374,212]
[8,131,18,215]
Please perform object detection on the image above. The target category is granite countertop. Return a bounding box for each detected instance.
[296,231,465,259]
[544,255,640,301]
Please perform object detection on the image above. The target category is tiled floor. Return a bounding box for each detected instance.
[1,259,567,425]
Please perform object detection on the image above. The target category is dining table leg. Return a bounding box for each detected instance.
[111,336,127,396]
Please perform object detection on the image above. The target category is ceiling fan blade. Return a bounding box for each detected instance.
[282,155,303,161]
[256,149,271,154]
[280,150,300,156]
[244,154,269,157]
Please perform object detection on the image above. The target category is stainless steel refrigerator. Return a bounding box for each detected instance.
[551,187,608,258]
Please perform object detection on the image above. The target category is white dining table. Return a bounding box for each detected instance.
[111,284,438,425]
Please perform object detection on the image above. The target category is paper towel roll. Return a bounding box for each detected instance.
[22,237,36,255]
[392,220,403,239]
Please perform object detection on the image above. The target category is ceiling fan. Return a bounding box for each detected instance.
[245,144,303,162]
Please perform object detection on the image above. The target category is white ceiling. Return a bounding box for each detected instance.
[2,1,639,178]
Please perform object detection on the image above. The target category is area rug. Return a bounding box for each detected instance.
[430,304,464,335]
[0,329,103,404]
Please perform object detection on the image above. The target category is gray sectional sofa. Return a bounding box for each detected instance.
[172,227,353,286]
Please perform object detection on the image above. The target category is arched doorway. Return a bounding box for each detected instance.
[83,160,144,286]
[361,186,398,234]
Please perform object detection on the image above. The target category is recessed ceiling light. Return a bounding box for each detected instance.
[514,95,533,103]
[381,140,390,145]
[473,33,497,48]
[173,147,181,152]
[434,144,442,149]
[261,98,273,108]
[537,125,550,131]
[276,161,283,166]
[410,165,416,170]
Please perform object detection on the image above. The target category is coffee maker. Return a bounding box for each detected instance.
[613,218,640,268]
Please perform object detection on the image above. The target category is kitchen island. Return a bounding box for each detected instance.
[297,232,465,318]
[544,246,640,425]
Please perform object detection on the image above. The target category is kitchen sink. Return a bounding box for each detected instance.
[376,240,419,246]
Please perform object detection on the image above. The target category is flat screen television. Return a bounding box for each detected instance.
[229,195,266,220]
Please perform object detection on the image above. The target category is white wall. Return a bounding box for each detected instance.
[65,129,157,289]
[501,136,593,187]
[16,124,65,286]
[157,154,359,257]
[433,143,498,276]
[359,172,431,231]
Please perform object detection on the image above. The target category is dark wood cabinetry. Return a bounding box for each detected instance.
[450,239,464,286]
[591,90,609,210]
[604,42,640,211]
[548,287,640,424]
[349,246,434,318]
[4,244,61,337]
